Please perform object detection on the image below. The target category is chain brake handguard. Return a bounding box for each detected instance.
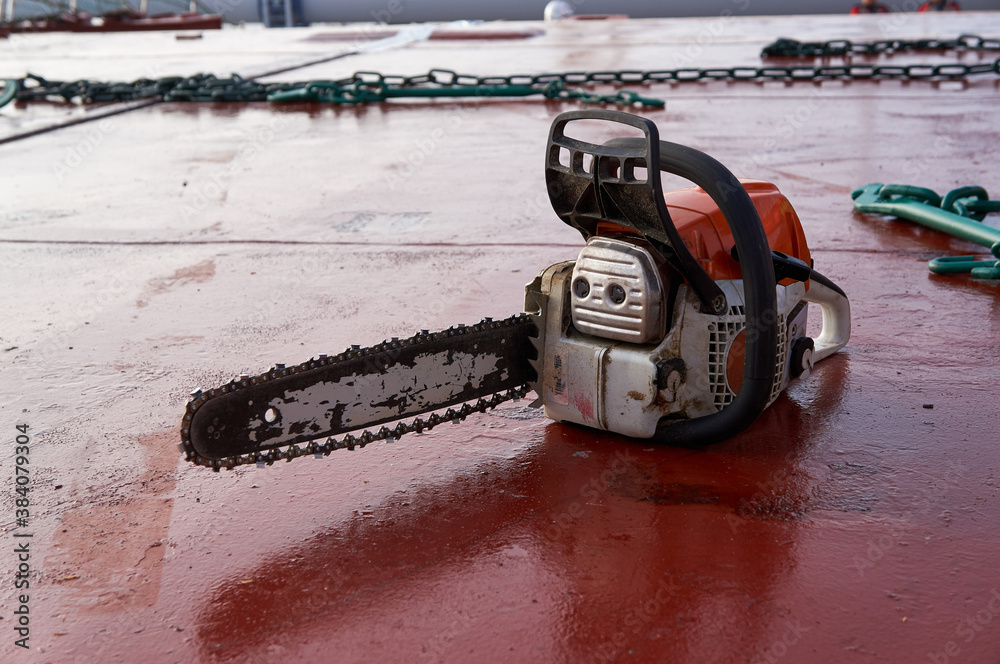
[545,110,727,314]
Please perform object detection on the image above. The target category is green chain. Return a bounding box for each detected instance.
[6,70,666,109]
[853,183,1000,279]
[263,75,665,107]
[875,184,1000,221]
[928,256,1000,279]
[0,78,17,109]
[6,45,1000,111]
[762,34,1000,58]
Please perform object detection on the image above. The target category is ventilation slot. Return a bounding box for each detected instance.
[707,305,787,412]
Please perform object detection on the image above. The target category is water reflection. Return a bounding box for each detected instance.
[194,356,849,662]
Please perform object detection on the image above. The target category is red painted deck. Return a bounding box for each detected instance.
[2,12,999,664]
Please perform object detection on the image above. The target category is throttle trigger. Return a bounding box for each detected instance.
[730,246,812,283]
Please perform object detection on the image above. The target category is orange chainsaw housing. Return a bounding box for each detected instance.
[598,179,811,286]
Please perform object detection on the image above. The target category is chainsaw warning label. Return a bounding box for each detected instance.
[551,354,569,405]
[11,423,32,650]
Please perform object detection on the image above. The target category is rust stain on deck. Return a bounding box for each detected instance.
[136,258,216,308]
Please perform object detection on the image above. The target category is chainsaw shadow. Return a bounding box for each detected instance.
[192,355,850,662]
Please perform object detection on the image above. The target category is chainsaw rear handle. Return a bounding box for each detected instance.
[804,277,851,363]
[731,248,851,364]
[600,134,779,446]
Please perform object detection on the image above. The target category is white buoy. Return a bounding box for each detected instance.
[544,0,575,21]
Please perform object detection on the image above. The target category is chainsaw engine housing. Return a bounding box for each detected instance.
[527,255,810,438]
[526,110,850,443]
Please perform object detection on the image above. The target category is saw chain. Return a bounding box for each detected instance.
[180,314,535,471]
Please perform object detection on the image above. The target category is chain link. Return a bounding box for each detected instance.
[762,34,1000,58]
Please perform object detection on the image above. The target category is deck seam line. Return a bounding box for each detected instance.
[0,238,964,256]
[0,238,583,248]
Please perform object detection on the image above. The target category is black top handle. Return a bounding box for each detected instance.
[546,110,726,315]
[545,110,778,445]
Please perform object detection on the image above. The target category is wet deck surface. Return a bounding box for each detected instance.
[2,12,1000,664]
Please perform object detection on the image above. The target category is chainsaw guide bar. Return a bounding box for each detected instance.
[180,314,536,470]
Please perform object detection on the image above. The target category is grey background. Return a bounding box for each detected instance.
[9,0,1000,23]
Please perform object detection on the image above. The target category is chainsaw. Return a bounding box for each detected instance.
[180,110,851,470]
